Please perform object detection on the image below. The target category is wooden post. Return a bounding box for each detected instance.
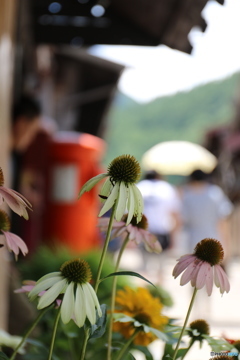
[0,0,16,330]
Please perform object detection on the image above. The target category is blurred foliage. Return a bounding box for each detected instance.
[104,72,240,170]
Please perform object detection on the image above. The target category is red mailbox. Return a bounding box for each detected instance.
[43,131,106,253]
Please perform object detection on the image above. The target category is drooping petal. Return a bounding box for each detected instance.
[99,178,112,201]
[172,255,196,278]
[115,182,128,221]
[82,283,96,325]
[37,279,67,308]
[61,282,75,324]
[180,261,198,286]
[74,284,86,327]
[142,232,162,254]
[126,185,135,225]
[78,173,108,198]
[28,274,62,300]
[98,182,120,217]
[86,283,102,317]
[214,265,230,294]
[2,231,28,259]
[205,265,214,296]
[131,185,143,223]
[0,188,31,219]
[190,261,202,287]
[195,262,211,290]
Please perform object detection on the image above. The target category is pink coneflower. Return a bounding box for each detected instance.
[0,210,28,259]
[172,238,230,296]
[98,214,162,253]
[0,167,32,220]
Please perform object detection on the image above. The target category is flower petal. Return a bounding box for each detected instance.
[99,178,112,202]
[98,182,120,217]
[2,231,28,259]
[0,188,31,219]
[82,283,96,325]
[205,265,214,296]
[115,182,128,221]
[78,173,107,198]
[195,262,211,290]
[172,255,195,278]
[214,265,230,294]
[28,274,62,300]
[38,279,67,309]
[131,185,143,223]
[74,284,86,327]
[86,283,102,317]
[180,261,198,286]
[61,282,75,324]
[126,185,135,225]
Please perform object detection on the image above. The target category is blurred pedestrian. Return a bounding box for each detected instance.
[180,169,233,261]
[137,170,181,281]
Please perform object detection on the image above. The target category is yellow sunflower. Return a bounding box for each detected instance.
[113,286,168,346]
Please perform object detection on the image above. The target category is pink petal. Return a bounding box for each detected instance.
[180,261,198,286]
[205,265,214,296]
[195,262,211,290]
[0,187,31,219]
[190,260,203,287]
[214,265,230,294]
[14,285,35,293]
[172,255,196,278]
[141,231,161,253]
[2,231,28,259]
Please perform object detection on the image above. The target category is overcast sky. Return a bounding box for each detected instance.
[89,0,240,103]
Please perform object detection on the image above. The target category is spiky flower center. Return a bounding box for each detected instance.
[107,155,141,184]
[134,312,151,326]
[0,210,11,232]
[0,167,4,187]
[188,319,210,341]
[60,259,92,284]
[194,238,224,266]
[122,214,148,230]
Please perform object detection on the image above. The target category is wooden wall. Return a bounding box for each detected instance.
[0,0,16,329]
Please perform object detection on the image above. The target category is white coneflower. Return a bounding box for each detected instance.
[29,259,102,327]
[0,167,32,220]
[79,155,143,224]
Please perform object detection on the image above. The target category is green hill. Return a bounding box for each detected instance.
[103,72,240,166]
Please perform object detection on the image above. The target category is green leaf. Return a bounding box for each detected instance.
[134,346,154,360]
[89,304,108,339]
[162,343,174,360]
[204,335,233,352]
[100,271,156,288]
[126,353,136,360]
[0,352,9,360]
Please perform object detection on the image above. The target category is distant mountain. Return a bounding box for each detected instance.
[103,72,240,165]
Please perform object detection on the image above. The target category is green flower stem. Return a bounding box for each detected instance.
[47,306,61,360]
[181,338,194,360]
[107,234,130,360]
[79,328,90,360]
[9,307,49,360]
[115,328,139,360]
[172,288,198,360]
[94,201,117,293]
